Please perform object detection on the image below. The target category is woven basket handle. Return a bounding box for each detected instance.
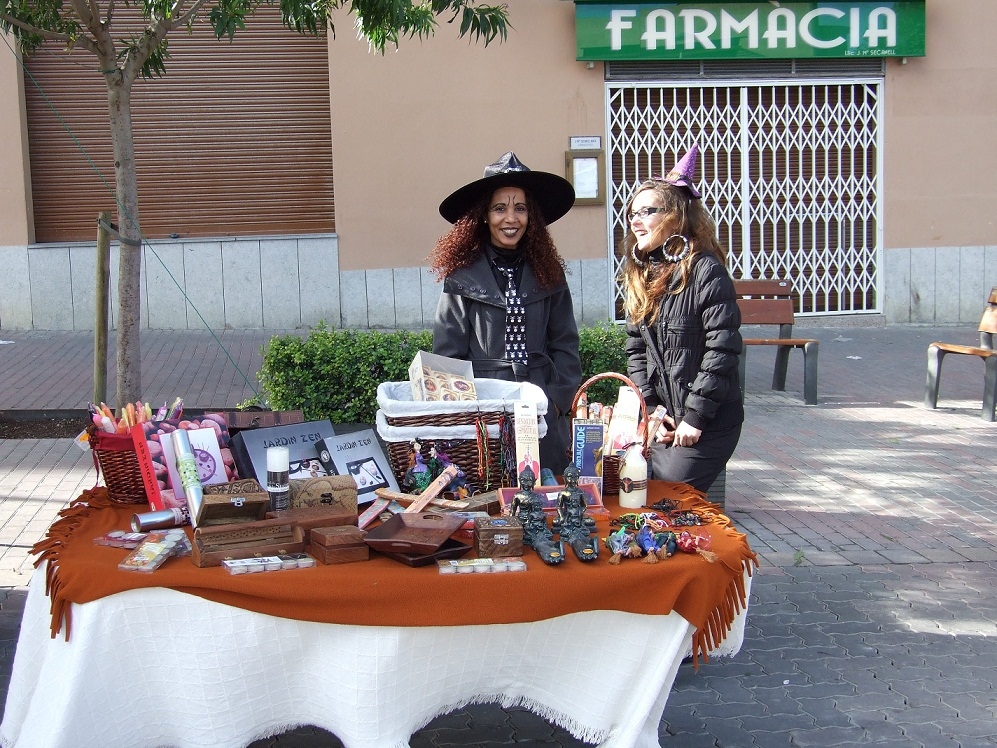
[571,372,650,454]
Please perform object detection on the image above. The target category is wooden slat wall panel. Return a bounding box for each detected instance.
[24,6,334,242]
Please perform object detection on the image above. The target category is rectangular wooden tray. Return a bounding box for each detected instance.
[363,512,465,555]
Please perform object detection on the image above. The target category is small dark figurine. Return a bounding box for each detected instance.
[402,441,433,494]
[510,466,565,566]
[552,464,599,562]
[434,445,473,498]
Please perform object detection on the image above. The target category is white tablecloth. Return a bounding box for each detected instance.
[1,568,749,748]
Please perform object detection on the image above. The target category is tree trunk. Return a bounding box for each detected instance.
[107,81,142,409]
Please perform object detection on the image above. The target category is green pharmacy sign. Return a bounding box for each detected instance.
[575,2,926,61]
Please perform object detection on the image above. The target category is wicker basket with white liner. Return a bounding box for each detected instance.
[375,379,547,491]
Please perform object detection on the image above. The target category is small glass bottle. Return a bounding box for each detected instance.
[617,442,648,509]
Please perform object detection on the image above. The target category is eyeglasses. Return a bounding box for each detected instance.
[628,206,664,223]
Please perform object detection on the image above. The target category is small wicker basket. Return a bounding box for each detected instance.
[384,430,509,493]
[570,372,648,495]
[88,426,149,505]
[376,379,548,493]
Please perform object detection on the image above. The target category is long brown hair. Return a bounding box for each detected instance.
[428,191,567,289]
[619,181,728,324]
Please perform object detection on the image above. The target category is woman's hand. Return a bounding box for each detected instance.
[672,421,702,448]
[654,413,677,445]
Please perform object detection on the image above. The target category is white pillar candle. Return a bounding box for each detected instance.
[266,446,290,511]
[267,446,290,473]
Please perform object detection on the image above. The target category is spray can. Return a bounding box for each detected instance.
[171,430,205,527]
[617,442,648,509]
[131,507,190,533]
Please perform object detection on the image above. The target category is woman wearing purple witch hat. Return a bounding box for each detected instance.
[619,145,743,494]
[429,152,582,474]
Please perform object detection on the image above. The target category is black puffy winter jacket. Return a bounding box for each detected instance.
[625,253,743,432]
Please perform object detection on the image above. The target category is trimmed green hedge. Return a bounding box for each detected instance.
[256,321,627,424]
[577,320,629,405]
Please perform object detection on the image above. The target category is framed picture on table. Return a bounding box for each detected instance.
[318,429,399,502]
[497,482,608,518]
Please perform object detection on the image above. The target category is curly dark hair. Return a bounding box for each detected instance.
[428,191,567,289]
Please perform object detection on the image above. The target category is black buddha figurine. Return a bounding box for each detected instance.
[553,464,598,562]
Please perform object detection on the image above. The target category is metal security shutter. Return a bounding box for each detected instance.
[607,75,882,319]
[24,6,334,243]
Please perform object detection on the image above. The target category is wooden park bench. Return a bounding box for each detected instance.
[733,279,819,405]
[924,286,997,421]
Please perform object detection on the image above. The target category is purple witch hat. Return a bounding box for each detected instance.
[657,144,701,198]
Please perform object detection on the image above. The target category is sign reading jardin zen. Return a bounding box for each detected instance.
[575,2,926,61]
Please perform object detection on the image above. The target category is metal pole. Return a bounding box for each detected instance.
[94,211,111,406]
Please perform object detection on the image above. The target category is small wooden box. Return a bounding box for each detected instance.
[265,506,357,540]
[288,475,358,513]
[192,519,305,567]
[199,480,270,526]
[461,490,502,515]
[222,409,305,437]
[310,526,369,565]
[474,516,524,558]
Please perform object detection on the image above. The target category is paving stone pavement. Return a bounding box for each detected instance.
[1,323,996,747]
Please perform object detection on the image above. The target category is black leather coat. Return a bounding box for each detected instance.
[433,253,582,471]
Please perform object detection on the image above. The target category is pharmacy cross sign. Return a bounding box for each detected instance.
[574,1,926,61]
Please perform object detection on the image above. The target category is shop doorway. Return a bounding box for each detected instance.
[606,78,883,320]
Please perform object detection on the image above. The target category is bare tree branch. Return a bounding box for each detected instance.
[70,0,95,29]
[174,0,211,29]
[0,12,100,56]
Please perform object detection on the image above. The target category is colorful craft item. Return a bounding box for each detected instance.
[655,531,678,559]
[604,527,632,565]
[635,525,662,564]
[676,530,717,562]
[88,398,182,434]
[671,510,704,527]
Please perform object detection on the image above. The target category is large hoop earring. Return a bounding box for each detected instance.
[661,234,690,263]
[631,246,646,267]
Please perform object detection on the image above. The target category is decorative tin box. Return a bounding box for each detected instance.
[310,526,369,565]
[192,519,305,568]
[199,479,270,526]
[408,351,476,402]
[474,516,524,558]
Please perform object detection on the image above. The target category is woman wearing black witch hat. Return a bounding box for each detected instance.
[429,152,582,474]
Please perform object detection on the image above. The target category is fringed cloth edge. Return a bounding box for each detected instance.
[690,546,758,669]
[30,487,116,641]
[32,483,756,654]
[655,483,760,669]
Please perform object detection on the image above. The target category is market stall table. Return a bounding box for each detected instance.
[0,482,756,748]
